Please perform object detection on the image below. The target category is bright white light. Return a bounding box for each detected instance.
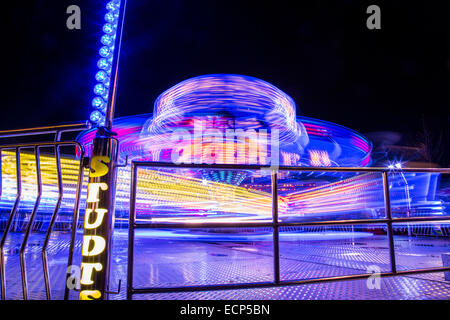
[202,179,208,186]
[387,164,394,169]
[395,162,402,169]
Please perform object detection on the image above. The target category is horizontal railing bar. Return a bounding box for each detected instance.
[281,167,450,173]
[133,161,270,171]
[131,266,450,294]
[132,282,276,294]
[0,122,89,138]
[134,222,274,229]
[281,216,450,227]
[0,141,83,149]
[390,216,450,223]
[131,161,450,173]
[133,216,450,230]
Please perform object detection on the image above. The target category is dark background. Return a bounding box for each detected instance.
[1,1,449,164]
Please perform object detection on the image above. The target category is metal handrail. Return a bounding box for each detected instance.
[127,161,450,299]
[41,145,63,300]
[19,147,42,300]
[0,148,22,300]
[0,140,85,300]
[131,267,450,294]
[0,122,89,140]
[130,160,450,173]
[63,155,85,300]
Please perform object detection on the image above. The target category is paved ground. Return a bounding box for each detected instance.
[1,230,449,300]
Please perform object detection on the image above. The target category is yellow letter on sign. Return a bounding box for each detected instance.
[84,208,107,229]
[79,290,102,300]
[80,262,103,285]
[86,182,109,203]
[89,156,110,178]
[82,235,106,257]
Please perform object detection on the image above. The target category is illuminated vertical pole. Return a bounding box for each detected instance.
[78,0,127,300]
[79,138,118,300]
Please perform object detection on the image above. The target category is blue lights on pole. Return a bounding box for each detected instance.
[90,0,121,126]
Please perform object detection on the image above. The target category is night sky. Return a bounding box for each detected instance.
[1,1,449,164]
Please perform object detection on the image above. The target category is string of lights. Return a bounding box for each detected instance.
[90,0,122,126]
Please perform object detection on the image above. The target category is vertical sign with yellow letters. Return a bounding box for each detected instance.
[79,135,117,300]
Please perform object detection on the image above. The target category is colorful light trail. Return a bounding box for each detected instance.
[0,74,446,235]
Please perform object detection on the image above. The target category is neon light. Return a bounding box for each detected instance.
[145,74,301,144]
[0,150,445,229]
[2,74,446,241]
[89,0,122,126]
[80,75,372,167]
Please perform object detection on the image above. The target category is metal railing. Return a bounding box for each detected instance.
[1,123,449,299]
[0,122,90,141]
[0,123,88,300]
[127,161,450,299]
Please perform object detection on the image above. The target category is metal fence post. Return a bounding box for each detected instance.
[127,163,137,300]
[43,145,63,300]
[64,148,86,300]
[271,170,280,284]
[20,146,42,300]
[382,171,397,274]
[0,148,22,300]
